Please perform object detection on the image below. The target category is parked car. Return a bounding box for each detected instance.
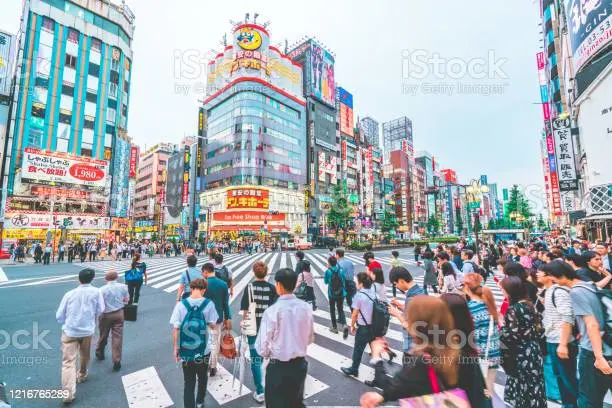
[315,237,339,249]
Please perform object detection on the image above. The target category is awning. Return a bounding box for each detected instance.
[581,214,612,221]
[210,225,289,232]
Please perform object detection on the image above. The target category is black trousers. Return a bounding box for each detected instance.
[127,280,143,304]
[182,356,210,408]
[58,252,64,262]
[345,281,357,308]
[329,297,346,328]
[42,253,50,265]
[265,357,307,408]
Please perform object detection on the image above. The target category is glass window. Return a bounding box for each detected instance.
[33,86,48,104]
[84,101,96,118]
[66,39,79,56]
[65,54,77,69]
[91,38,101,51]
[56,138,69,153]
[81,143,93,157]
[42,16,55,32]
[63,67,76,84]
[104,133,113,147]
[36,44,52,78]
[106,107,116,123]
[82,128,94,144]
[109,82,118,99]
[60,95,73,111]
[39,30,54,47]
[87,75,98,92]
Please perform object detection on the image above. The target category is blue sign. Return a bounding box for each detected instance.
[338,87,353,108]
[480,175,488,185]
[539,85,548,103]
[110,138,130,217]
[548,154,557,173]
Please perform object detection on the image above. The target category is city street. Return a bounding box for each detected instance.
[1,248,522,408]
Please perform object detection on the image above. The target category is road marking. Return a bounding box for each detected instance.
[306,254,329,301]
[279,253,287,269]
[314,309,404,342]
[121,366,173,408]
[207,362,251,404]
[230,253,269,302]
[303,374,329,399]
[307,342,375,383]
[0,267,8,283]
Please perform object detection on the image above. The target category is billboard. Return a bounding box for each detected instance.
[307,42,335,107]
[183,145,190,205]
[441,169,457,184]
[0,30,15,97]
[21,148,108,188]
[110,138,130,217]
[129,146,138,178]
[339,91,354,137]
[318,151,338,184]
[4,213,110,230]
[552,117,578,191]
[565,0,612,72]
[164,151,184,224]
[226,188,270,209]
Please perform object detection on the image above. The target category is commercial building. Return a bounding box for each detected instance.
[288,39,338,240]
[199,19,307,241]
[360,116,379,148]
[133,143,174,239]
[416,152,435,232]
[389,150,412,237]
[383,116,413,163]
[0,0,136,246]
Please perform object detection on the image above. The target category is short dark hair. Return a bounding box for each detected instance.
[565,253,585,267]
[437,251,450,261]
[391,250,399,258]
[328,256,337,267]
[296,250,305,260]
[214,253,223,264]
[364,252,374,261]
[79,268,95,284]
[356,272,373,289]
[189,278,207,291]
[275,268,298,291]
[422,251,433,260]
[441,262,456,277]
[504,262,527,281]
[335,248,345,258]
[202,262,215,273]
[302,259,311,272]
[501,276,526,305]
[389,266,413,284]
[462,249,474,260]
[540,259,579,280]
[187,255,198,267]
[372,267,384,284]
[581,251,599,265]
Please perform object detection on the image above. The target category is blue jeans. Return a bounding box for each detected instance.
[546,342,578,408]
[578,348,612,408]
[247,335,264,394]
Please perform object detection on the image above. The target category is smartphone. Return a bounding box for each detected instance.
[493,276,500,283]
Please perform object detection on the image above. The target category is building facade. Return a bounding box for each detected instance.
[1,0,135,246]
[360,116,379,148]
[199,20,307,241]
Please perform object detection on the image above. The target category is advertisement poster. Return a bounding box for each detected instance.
[129,146,138,178]
[565,0,612,71]
[110,138,130,217]
[0,30,15,97]
[226,188,269,209]
[164,151,184,225]
[552,117,578,191]
[4,213,110,229]
[308,42,335,107]
[21,148,108,188]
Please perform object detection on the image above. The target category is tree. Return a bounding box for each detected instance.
[473,215,483,233]
[488,219,497,230]
[328,184,352,244]
[380,210,399,240]
[455,207,464,235]
[427,215,440,236]
[505,185,532,227]
[537,214,548,231]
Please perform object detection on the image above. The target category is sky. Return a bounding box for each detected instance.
[0,0,545,202]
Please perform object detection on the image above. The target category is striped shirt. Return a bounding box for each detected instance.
[240,280,278,329]
[543,284,575,344]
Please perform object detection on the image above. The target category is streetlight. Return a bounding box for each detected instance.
[466,179,489,253]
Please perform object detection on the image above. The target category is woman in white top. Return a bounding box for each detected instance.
[370,267,388,303]
[439,262,459,293]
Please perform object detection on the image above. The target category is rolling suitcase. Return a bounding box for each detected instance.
[124,304,138,322]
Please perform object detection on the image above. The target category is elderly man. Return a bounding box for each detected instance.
[95,270,128,372]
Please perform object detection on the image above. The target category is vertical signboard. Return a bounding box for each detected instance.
[129,145,138,178]
[0,30,15,97]
[183,145,191,205]
[165,152,183,225]
[552,117,578,191]
[110,138,130,217]
[307,41,335,107]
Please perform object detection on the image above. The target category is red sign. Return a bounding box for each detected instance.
[536,52,545,70]
[129,146,138,178]
[213,211,285,223]
[159,188,165,204]
[69,164,105,182]
[367,146,374,184]
[226,188,269,209]
[31,186,89,200]
[340,104,354,136]
[440,169,457,184]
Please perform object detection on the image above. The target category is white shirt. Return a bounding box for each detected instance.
[352,286,377,326]
[169,298,219,355]
[56,284,105,338]
[101,281,129,313]
[255,294,314,361]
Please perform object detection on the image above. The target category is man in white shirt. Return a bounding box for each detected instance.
[56,269,105,404]
[95,270,128,372]
[255,268,314,408]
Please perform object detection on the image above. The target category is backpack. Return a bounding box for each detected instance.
[573,284,612,348]
[178,298,211,362]
[359,287,390,337]
[465,261,487,281]
[125,263,144,281]
[214,265,230,286]
[330,267,344,298]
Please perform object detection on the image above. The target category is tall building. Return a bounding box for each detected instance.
[389,150,412,237]
[416,152,435,229]
[133,143,175,239]
[1,0,135,245]
[0,30,16,240]
[199,19,307,241]
[289,39,338,240]
[382,116,413,163]
[360,116,379,148]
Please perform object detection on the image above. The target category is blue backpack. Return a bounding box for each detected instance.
[179,299,210,362]
[125,263,145,281]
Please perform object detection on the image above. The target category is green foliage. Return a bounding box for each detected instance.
[473,216,482,233]
[348,241,373,251]
[380,210,399,237]
[427,216,440,235]
[328,184,353,240]
[455,207,464,235]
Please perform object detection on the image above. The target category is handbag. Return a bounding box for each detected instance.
[295,272,308,300]
[220,329,238,359]
[479,316,494,378]
[123,304,137,322]
[241,284,258,336]
[399,360,471,407]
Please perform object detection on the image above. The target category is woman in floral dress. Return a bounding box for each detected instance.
[500,276,546,408]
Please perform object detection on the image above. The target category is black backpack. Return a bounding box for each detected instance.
[214,265,231,286]
[359,286,390,337]
[330,267,344,298]
[465,261,488,281]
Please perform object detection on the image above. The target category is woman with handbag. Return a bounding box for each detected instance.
[293,259,315,310]
[463,273,501,398]
[240,261,278,404]
[499,276,546,408]
[359,296,487,408]
[125,253,147,305]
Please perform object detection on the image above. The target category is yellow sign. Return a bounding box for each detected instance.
[236,28,262,51]
[2,229,60,240]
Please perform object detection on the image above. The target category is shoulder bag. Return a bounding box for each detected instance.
[241,283,258,336]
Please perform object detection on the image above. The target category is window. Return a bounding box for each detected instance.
[56,138,69,152]
[33,86,48,104]
[82,128,94,144]
[91,38,102,52]
[109,82,118,99]
[65,54,77,69]
[106,107,116,123]
[39,30,54,47]
[81,144,93,157]
[60,95,73,112]
[84,101,96,118]
[57,121,70,152]
[36,44,53,78]
[88,63,100,77]
[63,67,76,84]
[104,133,113,147]
[42,16,54,32]
[87,75,98,92]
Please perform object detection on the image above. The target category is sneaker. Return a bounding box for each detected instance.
[341,367,358,377]
[63,396,75,405]
[133,302,138,306]
[209,367,217,377]
[76,372,88,384]
[343,326,349,339]
[252,391,265,404]
[95,351,105,361]
[329,327,338,334]
[113,362,121,372]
